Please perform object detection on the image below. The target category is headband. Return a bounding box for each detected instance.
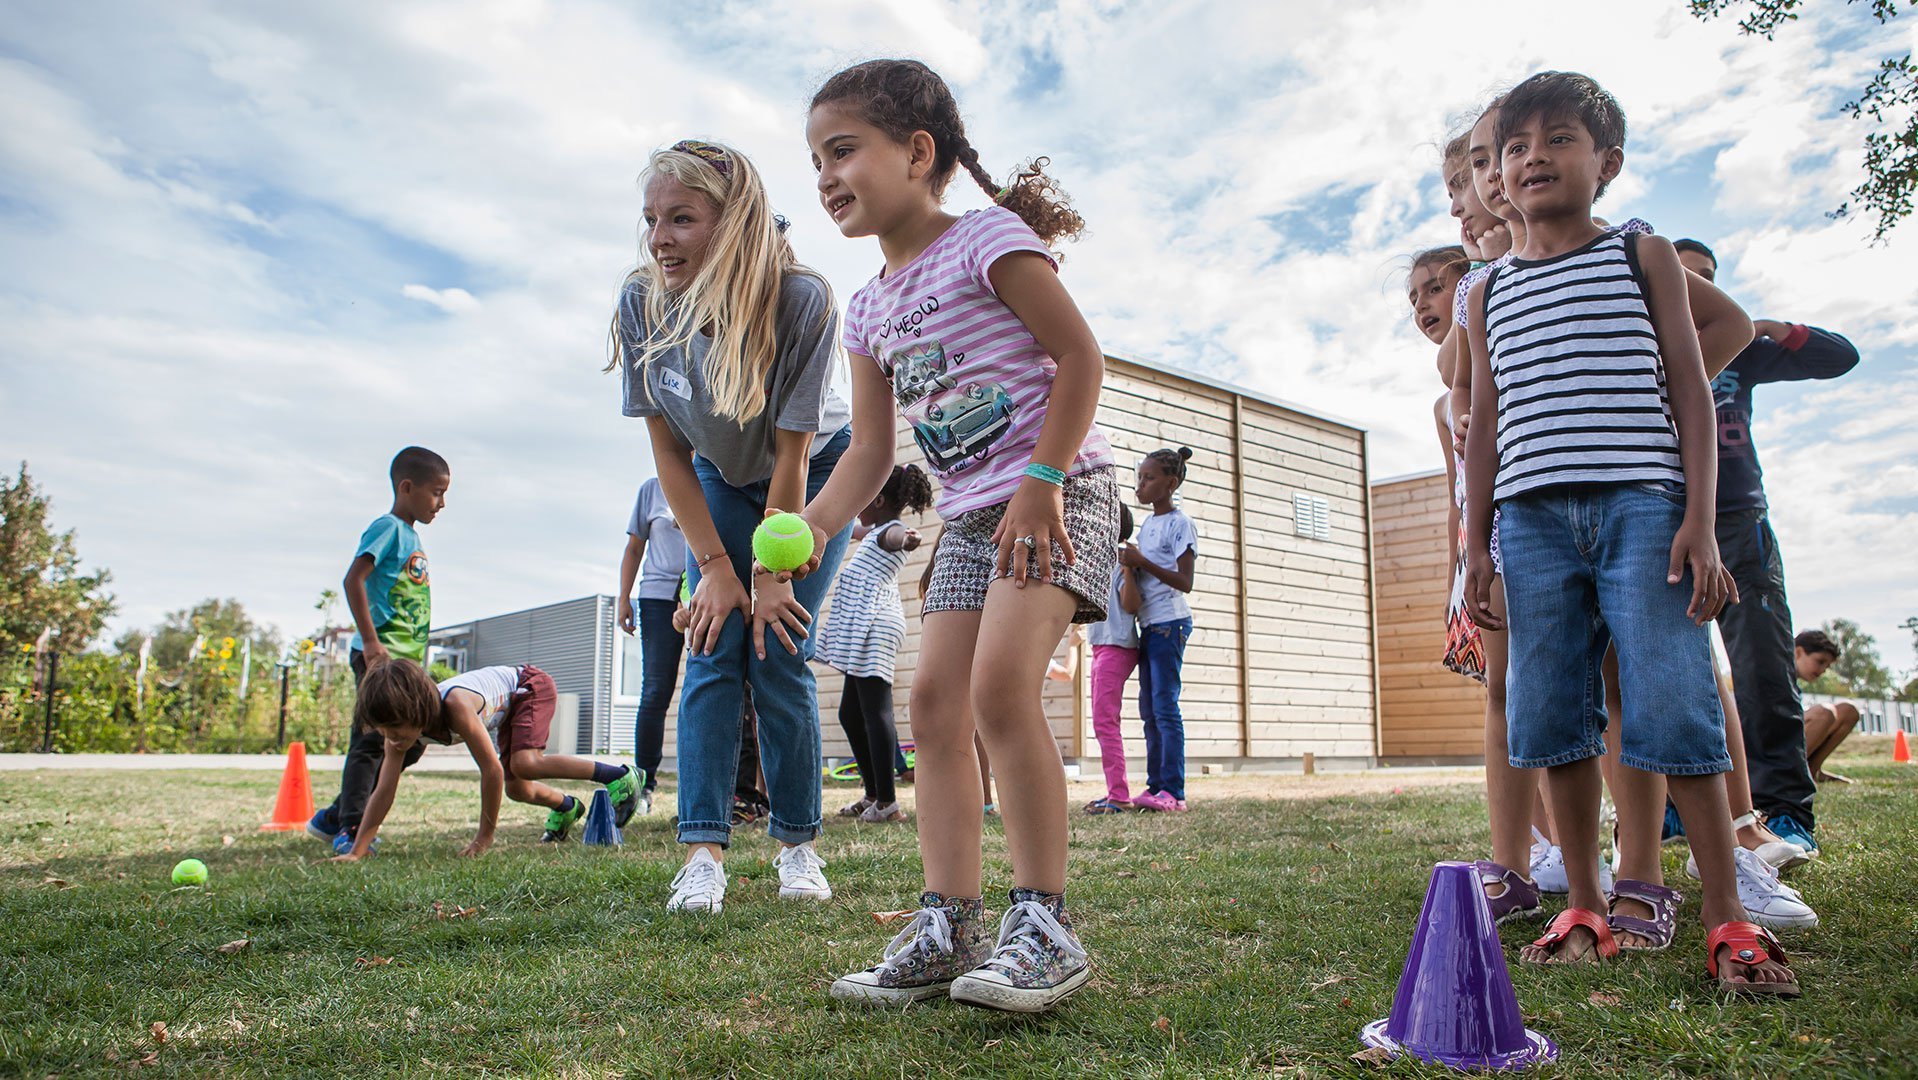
[670,139,733,179]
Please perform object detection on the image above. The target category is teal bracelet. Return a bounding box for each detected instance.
[1023,462,1066,486]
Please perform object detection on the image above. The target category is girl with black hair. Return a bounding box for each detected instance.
[816,464,935,823]
[1122,447,1198,812]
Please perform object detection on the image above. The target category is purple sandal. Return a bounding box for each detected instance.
[1474,861,1543,925]
[1608,878,1683,951]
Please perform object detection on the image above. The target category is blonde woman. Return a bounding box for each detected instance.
[611,140,863,912]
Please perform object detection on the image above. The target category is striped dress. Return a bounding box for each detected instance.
[814,520,909,681]
[1484,229,1684,503]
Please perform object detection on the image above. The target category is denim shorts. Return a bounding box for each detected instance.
[1497,482,1729,775]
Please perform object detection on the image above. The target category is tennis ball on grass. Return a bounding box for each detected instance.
[172,858,208,886]
[753,513,815,572]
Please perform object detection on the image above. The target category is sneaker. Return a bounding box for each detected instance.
[983,803,998,818]
[605,766,643,828]
[949,894,1092,1013]
[667,848,728,913]
[1530,828,1568,894]
[773,841,832,900]
[331,829,380,856]
[1083,797,1130,815]
[859,800,904,823]
[1767,814,1820,859]
[731,799,766,828]
[540,797,587,843]
[1754,836,1811,874]
[639,788,654,817]
[1661,804,1686,845]
[307,807,341,841]
[1729,847,1820,929]
[830,894,991,1004]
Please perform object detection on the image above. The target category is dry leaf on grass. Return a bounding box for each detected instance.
[871,910,915,925]
[355,956,392,968]
[149,1021,169,1044]
[1115,871,1137,879]
[1152,1016,1172,1035]
[431,902,483,920]
[221,835,236,847]
[135,1051,161,1067]
[1588,992,1621,1006]
[984,1039,1002,1049]
[216,940,250,955]
[1350,1046,1393,1065]
[42,876,73,889]
[1149,861,1169,872]
[1306,974,1347,991]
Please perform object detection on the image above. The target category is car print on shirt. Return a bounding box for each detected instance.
[886,338,1015,473]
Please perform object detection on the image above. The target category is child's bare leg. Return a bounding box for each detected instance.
[505,775,565,810]
[1520,756,1607,963]
[975,734,995,806]
[1805,703,1859,781]
[1669,773,1795,987]
[1533,788,1555,842]
[1602,649,1666,948]
[972,578,1078,895]
[507,748,599,783]
[912,610,985,899]
[1482,578,1537,888]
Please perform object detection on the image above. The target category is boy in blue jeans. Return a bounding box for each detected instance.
[1463,72,1798,996]
[308,446,449,853]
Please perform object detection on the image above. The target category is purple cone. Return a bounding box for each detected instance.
[581,788,622,847]
[1360,860,1556,1071]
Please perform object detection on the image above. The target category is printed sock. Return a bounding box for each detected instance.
[592,761,626,785]
[920,891,984,922]
[559,794,579,815]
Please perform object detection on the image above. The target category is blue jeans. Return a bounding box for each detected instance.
[633,597,683,793]
[677,427,852,846]
[1137,617,1191,799]
[1498,483,1729,775]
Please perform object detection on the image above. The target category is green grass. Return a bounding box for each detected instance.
[3,744,1915,1078]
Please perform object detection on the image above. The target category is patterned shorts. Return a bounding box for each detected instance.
[924,466,1120,624]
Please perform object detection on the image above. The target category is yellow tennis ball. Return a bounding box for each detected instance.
[172,858,208,886]
[753,513,815,572]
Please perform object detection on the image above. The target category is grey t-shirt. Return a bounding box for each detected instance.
[619,271,851,487]
[625,477,687,602]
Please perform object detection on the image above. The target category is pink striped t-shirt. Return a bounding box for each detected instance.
[843,207,1114,517]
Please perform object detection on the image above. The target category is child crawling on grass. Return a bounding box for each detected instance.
[332,659,641,860]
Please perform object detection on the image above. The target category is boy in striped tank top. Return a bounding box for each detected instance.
[1462,72,1799,997]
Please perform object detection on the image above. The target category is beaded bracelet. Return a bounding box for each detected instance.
[696,550,728,569]
[1023,462,1066,486]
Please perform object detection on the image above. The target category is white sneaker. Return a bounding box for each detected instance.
[639,789,654,817]
[949,900,1091,1013]
[774,841,832,901]
[1686,846,1819,929]
[1530,828,1568,894]
[667,848,727,913]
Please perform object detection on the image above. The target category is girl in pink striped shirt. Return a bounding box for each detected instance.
[797,58,1119,1013]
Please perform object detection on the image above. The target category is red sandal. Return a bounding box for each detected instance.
[1523,908,1618,964]
[1707,921,1801,998]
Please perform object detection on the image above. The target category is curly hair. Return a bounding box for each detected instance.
[1145,446,1194,484]
[878,463,934,516]
[354,659,442,736]
[810,59,1086,247]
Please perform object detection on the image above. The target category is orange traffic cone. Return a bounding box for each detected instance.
[260,741,317,830]
[1894,729,1911,764]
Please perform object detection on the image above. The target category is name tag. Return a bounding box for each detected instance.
[658,369,693,401]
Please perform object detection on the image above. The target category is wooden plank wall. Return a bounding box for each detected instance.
[1370,471,1485,759]
[810,356,1377,766]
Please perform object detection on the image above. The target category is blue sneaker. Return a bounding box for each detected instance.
[1767,814,1820,858]
[1661,803,1686,845]
[307,806,341,841]
[332,829,381,856]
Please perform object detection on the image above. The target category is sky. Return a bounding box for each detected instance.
[3,0,1915,676]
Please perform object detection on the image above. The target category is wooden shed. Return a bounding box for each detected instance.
[816,353,1381,771]
[1369,469,1485,761]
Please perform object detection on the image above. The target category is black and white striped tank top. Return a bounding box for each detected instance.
[1484,229,1684,502]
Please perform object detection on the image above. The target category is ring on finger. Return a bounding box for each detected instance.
[1018,534,1037,548]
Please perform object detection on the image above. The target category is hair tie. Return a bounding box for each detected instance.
[774,213,791,234]
[993,186,1011,203]
[670,139,734,180]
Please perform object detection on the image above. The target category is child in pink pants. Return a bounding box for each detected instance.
[1085,504,1142,813]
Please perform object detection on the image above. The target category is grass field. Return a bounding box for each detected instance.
[3,742,1914,1078]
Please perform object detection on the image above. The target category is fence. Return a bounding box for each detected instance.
[1803,691,1917,736]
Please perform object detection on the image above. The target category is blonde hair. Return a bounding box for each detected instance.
[607,141,828,426]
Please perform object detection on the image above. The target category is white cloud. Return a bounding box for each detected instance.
[401,284,479,314]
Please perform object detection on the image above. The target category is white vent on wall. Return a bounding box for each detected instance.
[1294,493,1331,541]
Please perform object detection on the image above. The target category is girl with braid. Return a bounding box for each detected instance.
[1123,447,1198,812]
[801,58,1119,1012]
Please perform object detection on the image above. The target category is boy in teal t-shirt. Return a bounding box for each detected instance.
[310,446,450,850]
